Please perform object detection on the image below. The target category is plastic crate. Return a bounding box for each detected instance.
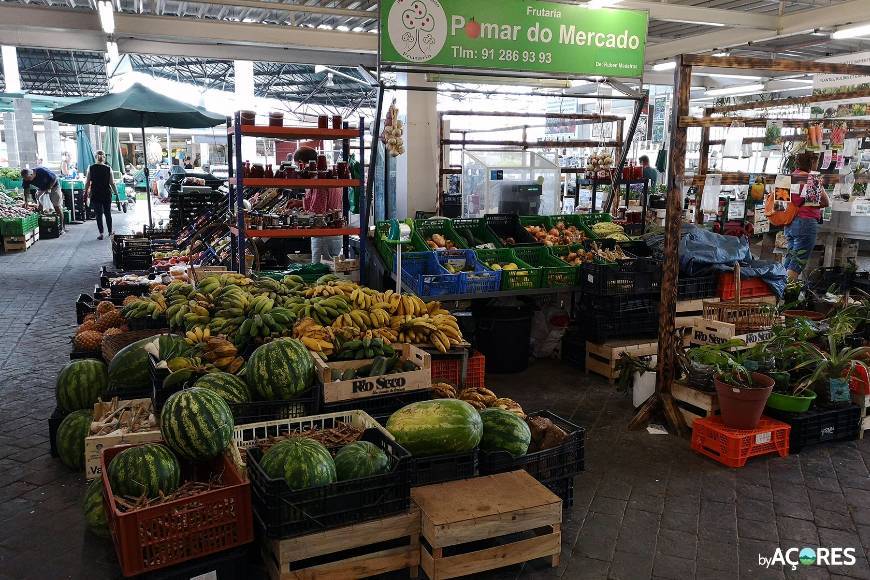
[431,356,461,386]
[433,249,501,294]
[138,546,253,580]
[48,407,66,458]
[678,272,719,300]
[548,214,597,241]
[579,258,662,296]
[474,248,541,290]
[451,217,502,249]
[479,411,585,501]
[805,266,861,295]
[76,294,96,324]
[400,252,462,297]
[244,419,411,538]
[127,317,169,331]
[411,448,478,487]
[484,214,539,247]
[513,246,577,288]
[39,215,61,239]
[230,384,322,426]
[70,349,102,361]
[561,328,586,368]
[691,415,790,467]
[0,213,38,236]
[374,221,426,271]
[100,443,254,577]
[577,212,614,227]
[717,272,774,301]
[322,388,434,422]
[414,217,470,249]
[545,475,575,509]
[466,351,485,389]
[765,405,861,453]
[579,295,659,342]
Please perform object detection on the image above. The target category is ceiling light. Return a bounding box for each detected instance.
[671,20,725,27]
[652,61,676,71]
[832,23,870,39]
[314,65,327,74]
[106,41,119,63]
[336,25,349,31]
[97,0,115,34]
[586,0,622,8]
[705,83,764,96]
[352,26,364,32]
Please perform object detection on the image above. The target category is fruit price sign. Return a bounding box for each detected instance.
[380,0,648,77]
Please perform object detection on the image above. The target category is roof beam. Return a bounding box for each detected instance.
[183,0,375,19]
[621,0,777,29]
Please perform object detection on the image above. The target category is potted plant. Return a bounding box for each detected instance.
[793,335,870,405]
[676,341,745,392]
[713,354,775,430]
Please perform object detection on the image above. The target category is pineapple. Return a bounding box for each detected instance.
[96,301,116,316]
[76,319,98,334]
[95,309,126,331]
[74,330,103,351]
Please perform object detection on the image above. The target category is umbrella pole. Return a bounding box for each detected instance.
[141,123,153,228]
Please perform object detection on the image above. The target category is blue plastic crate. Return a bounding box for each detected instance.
[434,249,501,294]
[399,251,462,296]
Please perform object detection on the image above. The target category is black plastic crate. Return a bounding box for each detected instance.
[544,475,575,509]
[579,258,662,296]
[69,349,101,361]
[143,225,177,239]
[677,272,718,300]
[247,426,412,538]
[561,328,586,369]
[149,354,174,409]
[579,296,658,342]
[127,316,168,331]
[322,389,434,423]
[479,411,585,485]
[76,293,95,324]
[139,545,254,580]
[805,266,859,295]
[766,404,861,453]
[230,383,322,426]
[48,407,67,458]
[483,214,539,247]
[411,448,478,487]
[39,216,60,239]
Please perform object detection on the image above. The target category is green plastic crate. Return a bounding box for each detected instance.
[474,248,542,290]
[451,217,502,249]
[512,246,578,288]
[375,221,426,272]
[550,214,598,240]
[0,177,23,190]
[413,217,469,250]
[1,212,39,236]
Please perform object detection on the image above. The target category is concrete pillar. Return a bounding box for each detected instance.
[1,46,21,93]
[44,119,62,164]
[234,60,257,163]
[4,113,19,167]
[394,73,438,218]
[13,98,37,168]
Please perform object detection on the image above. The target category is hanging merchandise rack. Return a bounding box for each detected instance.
[634,53,870,437]
[226,113,366,274]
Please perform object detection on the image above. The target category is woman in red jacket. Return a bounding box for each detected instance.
[784,152,829,281]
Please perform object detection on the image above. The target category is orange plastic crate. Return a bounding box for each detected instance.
[717,272,774,301]
[431,357,460,386]
[850,365,870,395]
[691,415,790,468]
[465,351,486,389]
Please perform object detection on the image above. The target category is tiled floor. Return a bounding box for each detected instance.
[1,204,869,579]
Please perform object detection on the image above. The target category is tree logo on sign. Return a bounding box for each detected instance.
[388,0,447,62]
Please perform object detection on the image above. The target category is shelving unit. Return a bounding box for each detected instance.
[226,112,365,274]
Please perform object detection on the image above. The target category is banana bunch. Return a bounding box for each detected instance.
[212,284,251,312]
[196,273,249,295]
[303,283,356,298]
[236,307,296,344]
[293,317,335,355]
[350,286,382,310]
[281,274,306,291]
[164,281,194,299]
[429,314,464,353]
[332,337,396,360]
[383,293,428,317]
[371,327,398,343]
[287,296,350,326]
[199,337,245,374]
[184,326,211,345]
[248,276,298,301]
[120,293,167,320]
[388,313,464,352]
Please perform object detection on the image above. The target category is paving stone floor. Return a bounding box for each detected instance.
[1,204,870,579]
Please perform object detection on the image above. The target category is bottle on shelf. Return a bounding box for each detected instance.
[243,161,251,177]
[265,164,274,178]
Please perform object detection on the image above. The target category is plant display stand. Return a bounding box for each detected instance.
[262,509,420,580]
[412,470,561,579]
[853,393,870,439]
[672,381,719,428]
[585,338,658,384]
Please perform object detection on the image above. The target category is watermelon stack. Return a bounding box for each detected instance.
[479,408,531,458]
[160,387,234,461]
[386,399,483,457]
[334,441,391,481]
[57,410,93,470]
[83,478,109,538]
[260,438,336,490]
[246,338,314,400]
[56,359,109,413]
[107,443,181,500]
[193,372,250,404]
[108,336,156,393]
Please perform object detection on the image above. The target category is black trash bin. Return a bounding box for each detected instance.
[474,305,532,374]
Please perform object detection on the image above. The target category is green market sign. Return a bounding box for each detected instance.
[379,0,648,78]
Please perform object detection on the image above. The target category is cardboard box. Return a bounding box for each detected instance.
[690,318,774,350]
[84,398,162,480]
[315,344,431,404]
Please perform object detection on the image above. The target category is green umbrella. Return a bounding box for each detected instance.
[52,83,225,227]
[101,127,124,178]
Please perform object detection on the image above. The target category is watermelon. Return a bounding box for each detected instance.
[56,359,109,413]
[160,387,234,460]
[83,478,109,538]
[57,410,92,470]
[260,437,336,490]
[107,336,156,393]
[334,441,391,481]
[246,338,314,400]
[386,399,483,457]
[108,443,181,500]
[193,372,250,404]
[479,408,531,457]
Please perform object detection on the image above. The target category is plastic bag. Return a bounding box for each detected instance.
[530,305,570,359]
[723,121,745,158]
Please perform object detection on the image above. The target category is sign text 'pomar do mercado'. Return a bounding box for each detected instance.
[380,0,648,78]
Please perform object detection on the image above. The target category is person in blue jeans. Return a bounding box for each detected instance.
[784,152,829,281]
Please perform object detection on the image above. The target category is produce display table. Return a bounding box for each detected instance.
[412,470,561,579]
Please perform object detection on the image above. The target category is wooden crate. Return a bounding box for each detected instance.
[690,319,775,350]
[672,381,719,428]
[3,229,39,252]
[585,338,658,384]
[84,398,162,479]
[676,298,718,330]
[852,393,870,440]
[412,470,561,579]
[315,344,431,404]
[262,509,421,580]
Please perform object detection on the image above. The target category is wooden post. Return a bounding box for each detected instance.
[696,107,711,224]
[630,55,690,435]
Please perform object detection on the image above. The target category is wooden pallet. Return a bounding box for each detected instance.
[263,510,421,580]
[585,338,658,383]
[3,229,39,252]
[672,381,719,428]
[852,393,870,440]
[412,470,561,580]
[676,298,718,329]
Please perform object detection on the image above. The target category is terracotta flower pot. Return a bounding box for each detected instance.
[714,372,775,430]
